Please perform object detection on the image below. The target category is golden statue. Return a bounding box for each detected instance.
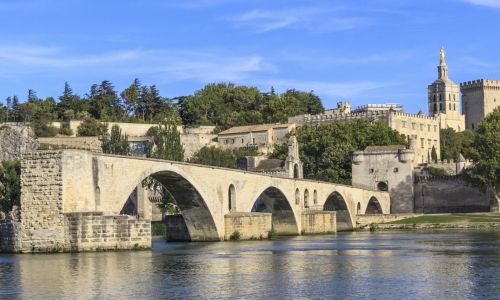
[440,47,445,65]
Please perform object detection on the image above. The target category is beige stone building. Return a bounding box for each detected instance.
[461,79,500,131]
[427,48,465,132]
[289,108,440,164]
[217,123,296,154]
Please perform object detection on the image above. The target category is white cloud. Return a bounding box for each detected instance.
[462,0,500,8]
[265,79,389,99]
[0,45,275,83]
[228,6,367,33]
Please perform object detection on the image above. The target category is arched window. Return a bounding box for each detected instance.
[439,103,443,111]
[433,94,436,102]
[449,103,451,111]
[433,103,437,112]
[377,181,388,191]
[293,164,299,179]
[453,103,456,111]
[228,184,236,212]
[313,190,318,205]
[304,189,309,208]
[357,202,361,214]
[295,188,300,205]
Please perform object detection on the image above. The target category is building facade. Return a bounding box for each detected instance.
[217,123,296,154]
[461,79,500,131]
[289,108,440,164]
[351,145,415,213]
[427,48,465,132]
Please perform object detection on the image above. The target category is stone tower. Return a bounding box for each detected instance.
[285,136,303,179]
[460,79,500,131]
[427,48,465,131]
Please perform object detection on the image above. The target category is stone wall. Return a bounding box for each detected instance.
[414,176,489,213]
[224,212,272,240]
[0,124,39,161]
[301,211,336,234]
[38,137,102,153]
[65,212,151,251]
[19,151,66,252]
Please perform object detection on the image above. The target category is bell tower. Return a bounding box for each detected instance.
[427,48,464,131]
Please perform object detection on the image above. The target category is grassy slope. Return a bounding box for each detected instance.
[387,213,500,224]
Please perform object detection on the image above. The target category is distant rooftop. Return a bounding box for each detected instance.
[218,123,293,135]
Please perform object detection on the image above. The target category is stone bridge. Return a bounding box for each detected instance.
[9,150,390,252]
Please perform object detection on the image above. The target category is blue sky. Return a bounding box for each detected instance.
[0,0,499,113]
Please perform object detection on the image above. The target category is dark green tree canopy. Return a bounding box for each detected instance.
[271,119,407,184]
[146,118,184,161]
[440,128,474,161]
[102,125,130,155]
[465,107,500,193]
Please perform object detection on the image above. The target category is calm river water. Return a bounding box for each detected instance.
[1,231,499,299]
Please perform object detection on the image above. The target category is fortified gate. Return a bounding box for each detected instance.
[1,150,390,253]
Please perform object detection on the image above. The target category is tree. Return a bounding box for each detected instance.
[271,119,407,184]
[77,117,108,136]
[146,118,184,161]
[431,145,438,163]
[101,125,130,155]
[0,160,21,214]
[57,82,82,120]
[440,128,474,161]
[190,146,238,168]
[465,107,500,195]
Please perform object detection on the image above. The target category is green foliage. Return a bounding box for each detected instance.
[440,128,474,161]
[267,228,278,240]
[146,118,184,161]
[427,166,448,176]
[229,230,241,241]
[190,146,259,169]
[431,145,438,163]
[58,127,74,136]
[465,107,500,193]
[369,223,378,232]
[101,125,130,155]
[77,117,108,136]
[178,83,324,129]
[151,221,166,236]
[0,160,21,213]
[271,119,407,183]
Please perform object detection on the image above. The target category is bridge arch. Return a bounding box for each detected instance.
[365,196,382,214]
[251,186,299,235]
[323,191,353,231]
[126,166,220,241]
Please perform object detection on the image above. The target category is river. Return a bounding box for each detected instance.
[1,231,499,299]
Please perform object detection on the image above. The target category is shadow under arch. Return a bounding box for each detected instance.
[323,191,353,231]
[365,196,383,214]
[251,186,299,235]
[125,169,220,242]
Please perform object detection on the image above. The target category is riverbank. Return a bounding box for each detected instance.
[358,213,500,231]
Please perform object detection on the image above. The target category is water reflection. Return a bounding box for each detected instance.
[0,232,499,299]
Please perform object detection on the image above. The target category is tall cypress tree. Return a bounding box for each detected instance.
[146,117,184,161]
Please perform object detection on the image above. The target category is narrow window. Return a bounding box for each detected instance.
[393,168,398,173]
[369,168,374,174]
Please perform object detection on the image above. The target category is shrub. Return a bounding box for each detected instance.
[33,122,59,137]
[77,117,107,136]
[428,166,448,176]
[369,223,378,232]
[267,228,277,240]
[0,160,21,214]
[58,127,74,136]
[230,230,241,241]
